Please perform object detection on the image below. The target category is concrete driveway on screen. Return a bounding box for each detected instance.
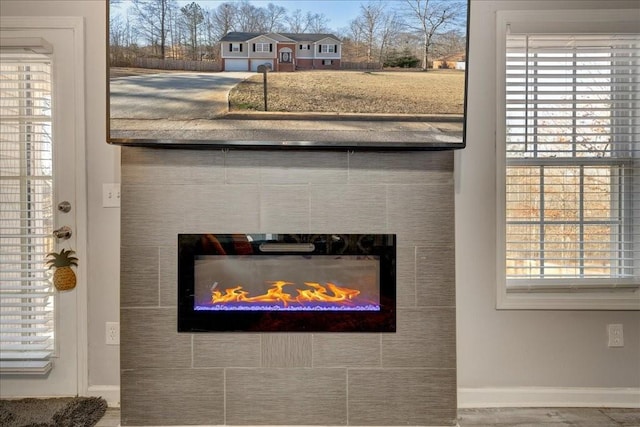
[109,72,254,120]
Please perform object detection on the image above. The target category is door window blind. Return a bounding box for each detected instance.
[505,33,639,291]
[0,50,55,374]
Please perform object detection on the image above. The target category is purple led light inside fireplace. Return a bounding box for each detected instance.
[195,305,380,311]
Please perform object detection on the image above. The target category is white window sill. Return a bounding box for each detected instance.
[497,287,640,310]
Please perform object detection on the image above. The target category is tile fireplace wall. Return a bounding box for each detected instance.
[120,148,456,426]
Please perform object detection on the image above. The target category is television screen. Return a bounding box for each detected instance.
[108,0,469,150]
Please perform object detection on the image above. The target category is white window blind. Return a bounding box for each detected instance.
[504,33,639,292]
[0,49,55,374]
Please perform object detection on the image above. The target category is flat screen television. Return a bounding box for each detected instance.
[107,0,469,150]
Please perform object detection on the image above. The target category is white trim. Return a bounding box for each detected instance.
[0,15,89,395]
[71,15,89,399]
[497,289,640,310]
[246,34,279,43]
[87,385,121,408]
[313,36,341,44]
[458,387,640,408]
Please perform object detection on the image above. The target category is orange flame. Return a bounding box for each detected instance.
[212,280,361,307]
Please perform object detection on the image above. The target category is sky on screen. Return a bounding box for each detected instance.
[112,0,367,31]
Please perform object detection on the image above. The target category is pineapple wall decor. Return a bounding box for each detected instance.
[46,248,78,291]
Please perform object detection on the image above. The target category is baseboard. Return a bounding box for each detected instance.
[457,387,640,408]
[86,385,120,408]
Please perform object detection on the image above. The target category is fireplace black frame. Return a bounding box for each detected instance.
[178,234,396,332]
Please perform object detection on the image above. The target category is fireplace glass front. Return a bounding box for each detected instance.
[178,234,396,332]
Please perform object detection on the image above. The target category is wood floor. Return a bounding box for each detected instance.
[457,407,640,426]
[96,407,640,426]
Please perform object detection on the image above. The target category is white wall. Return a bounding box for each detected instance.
[2,0,638,408]
[457,0,640,407]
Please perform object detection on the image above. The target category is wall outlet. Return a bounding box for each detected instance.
[607,324,624,347]
[106,321,120,345]
[102,183,121,208]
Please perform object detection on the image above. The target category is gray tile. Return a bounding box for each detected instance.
[122,147,225,185]
[387,183,454,246]
[118,148,459,426]
[94,408,120,427]
[120,368,224,426]
[558,408,633,427]
[260,185,310,231]
[394,307,456,341]
[121,184,186,247]
[225,150,348,184]
[309,184,387,232]
[120,308,191,369]
[396,246,416,307]
[348,368,457,425]
[259,151,349,184]
[382,336,456,369]
[180,184,260,232]
[382,308,455,369]
[457,408,621,426]
[120,246,158,307]
[159,245,177,307]
[312,333,381,367]
[193,334,261,367]
[224,150,264,184]
[261,334,312,367]
[416,243,455,307]
[348,150,454,184]
[601,408,640,426]
[226,368,347,425]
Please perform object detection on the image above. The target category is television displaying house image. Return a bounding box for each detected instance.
[107,0,469,150]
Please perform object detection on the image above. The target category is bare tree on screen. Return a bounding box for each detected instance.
[401,0,466,70]
[131,0,177,58]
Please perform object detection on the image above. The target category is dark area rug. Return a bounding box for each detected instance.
[0,396,107,427]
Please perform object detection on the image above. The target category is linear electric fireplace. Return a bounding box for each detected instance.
[178,234,396,332]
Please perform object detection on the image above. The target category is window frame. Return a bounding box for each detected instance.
[320,44,336,54]
[496,9,640,310]
[254,42,271,53]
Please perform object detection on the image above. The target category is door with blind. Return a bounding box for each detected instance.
[1,21,84,396]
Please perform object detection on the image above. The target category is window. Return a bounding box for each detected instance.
[254,42,271,53]
[497,10,640,309]
[323,59,333,66]
[230,43,242,53]
[0,49,55,372]
[320,44,336,54]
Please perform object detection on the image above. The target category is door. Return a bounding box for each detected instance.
[251,60,274,72]
[225,59,249,71]
[0,18,86,397]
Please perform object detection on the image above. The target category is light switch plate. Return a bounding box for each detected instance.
[102,183,121,208]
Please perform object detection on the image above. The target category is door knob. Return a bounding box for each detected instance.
[58,201,72,213]
[53,226,72,240]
